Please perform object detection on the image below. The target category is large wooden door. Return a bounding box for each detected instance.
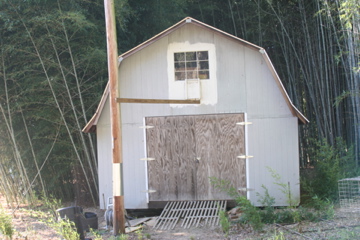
[146,113,246,201]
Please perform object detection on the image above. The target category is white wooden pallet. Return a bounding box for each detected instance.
[153,200,227,230]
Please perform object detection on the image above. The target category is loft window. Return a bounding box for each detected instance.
[174,51,209,81]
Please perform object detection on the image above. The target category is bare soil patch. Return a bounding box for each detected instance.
[1,196,360,239]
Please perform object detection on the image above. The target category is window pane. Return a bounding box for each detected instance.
[175,72,185,80]
[174,51,210,81]
[186,52,196,61]
[175,62,185,70]
[199,70,209,79]
[186,61,197,69]
[199,61,209,70]
[186,71,198,79]
[174,52,185,62]
[197,51,208,60]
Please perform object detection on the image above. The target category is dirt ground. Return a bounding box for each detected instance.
[2,196,360,240]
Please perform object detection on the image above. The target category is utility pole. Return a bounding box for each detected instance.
[104,0,125,235]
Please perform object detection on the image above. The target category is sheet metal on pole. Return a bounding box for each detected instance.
[153,200,227,230]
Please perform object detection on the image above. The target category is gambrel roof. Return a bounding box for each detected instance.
[83,17,308,133]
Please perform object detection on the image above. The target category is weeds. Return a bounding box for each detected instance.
[267,167,297,207]
[210,177,263,231]
[219,209,230,237]
[49,218,80,240]
[40,194,63,220]
[115,234,129,240]
[25,196,80,240]
[89,228,104,240]
[267,229,286,240]
[211,173,335,234]
[135,229,143,240]
[0,208,14,239]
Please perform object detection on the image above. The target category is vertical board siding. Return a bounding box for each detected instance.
[214,34,247,112]
[247,117,300,206]
[96,98,113,209]
[244,47,292,119]
[146,113,246,201]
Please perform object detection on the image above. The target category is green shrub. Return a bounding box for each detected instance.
[257,185,276,223]
[210,171,335,233]
[26,197,80,240]
[234,196,263,231]
[210,177,263,231]
[301,138,356,201]
[51,218,80,240]
[267,229,286,240]
[219,209,230,237]
[0,208,14,239]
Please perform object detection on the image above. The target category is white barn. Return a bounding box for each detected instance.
[83,17,308,209]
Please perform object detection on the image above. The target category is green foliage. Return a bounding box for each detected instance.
[0,0,105,204]
[135,229,143,240]
[49,218,80,240]
[234,196,264,231]
[40,194,63,220]
[257,185,276,223]
[210,177,263,231]
[114,234,129,240]
[302,195,334,220]
[267,229,286,240]
[257,182,334,224]
[89,228,103,240]
[302,138,356,201]
[266,167,298,207]
[211,175,335,232]
[0,208,14,239]
[338,0,359,30]
[218,209,230,237]
[27,206,80,240]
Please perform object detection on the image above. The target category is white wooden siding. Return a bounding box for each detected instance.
[245,47,292,119]
[96,98,112,209]
[214,34,247,112]
[247,117,300,206]
[97,22,301,209]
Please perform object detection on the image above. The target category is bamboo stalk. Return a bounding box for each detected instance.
[44,20,99,198]
[9,3,97,205]
[57,0,99,175]
[20,109,47,197]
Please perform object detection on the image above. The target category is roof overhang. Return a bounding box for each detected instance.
[82,82,109,133]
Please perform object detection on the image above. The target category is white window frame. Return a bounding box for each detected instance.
[174,51,210,81]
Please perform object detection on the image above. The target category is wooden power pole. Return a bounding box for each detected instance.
[104,0,125,235]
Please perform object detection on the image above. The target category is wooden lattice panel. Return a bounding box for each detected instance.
[154,200,227,230]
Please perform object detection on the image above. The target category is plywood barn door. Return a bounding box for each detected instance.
[146,114,246,201]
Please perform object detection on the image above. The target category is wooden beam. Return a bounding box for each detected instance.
[117,98,201,104]
[104,0,125,235]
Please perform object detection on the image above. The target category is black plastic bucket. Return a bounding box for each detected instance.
[82,212,98,232]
